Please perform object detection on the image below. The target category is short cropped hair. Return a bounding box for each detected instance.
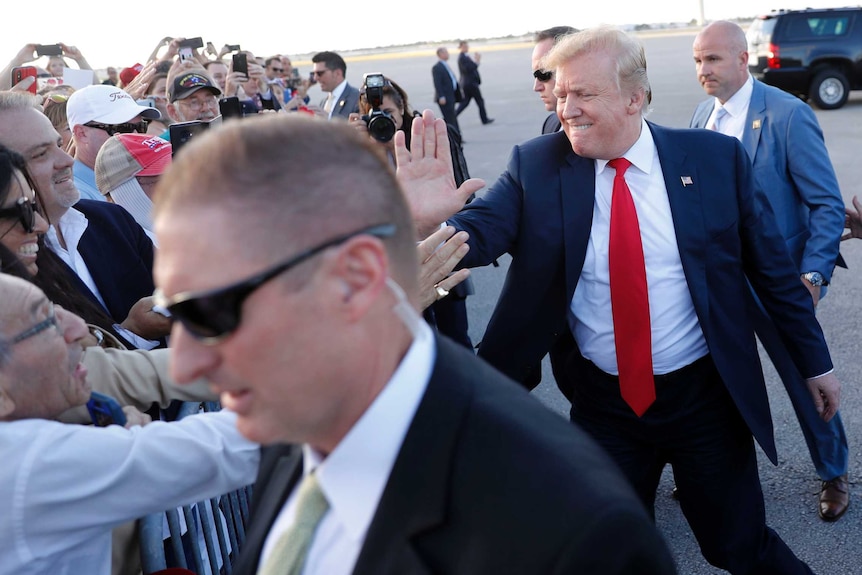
[311,51,347,74]
[534,26,577,44]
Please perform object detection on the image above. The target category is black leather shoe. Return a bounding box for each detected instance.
[819,473,850,521]
[482,118,495,125]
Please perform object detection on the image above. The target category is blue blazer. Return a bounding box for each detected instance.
[72,199,156,324]
[449,122,833,464]
[690,80,845,279]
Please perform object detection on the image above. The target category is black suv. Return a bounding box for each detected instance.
[747,7,862,109]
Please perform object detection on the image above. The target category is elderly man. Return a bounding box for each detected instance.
[398,26,839,574]
[66,84,161,201]
[531,26,576,134]
[690,20,850,521]
[0,92,168,348]
[152,115,675,575]
[166,68,222,124]
[0,273,258,575]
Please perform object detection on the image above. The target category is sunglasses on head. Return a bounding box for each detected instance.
[154,223,397,344]
[533,69,553,82]
[0,196,38,234]
[84,121,149,136]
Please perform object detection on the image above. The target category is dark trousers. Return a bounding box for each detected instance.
[569,356,813,575]
[455,83,490,123]
[437,99,461,137]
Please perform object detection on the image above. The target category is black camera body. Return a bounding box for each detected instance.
[361,73,397,143]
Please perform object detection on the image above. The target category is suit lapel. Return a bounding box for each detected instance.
[558,137,596,300]
[352,337,469,575]
[233,445,303,574]
[743,81,766,163]
[649,123,709,317]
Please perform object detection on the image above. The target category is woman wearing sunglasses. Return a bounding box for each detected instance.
[0,146,49,275]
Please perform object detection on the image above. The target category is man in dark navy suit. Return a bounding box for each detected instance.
[0,92,169,347]
[431,47,461,137]
[398,26,839,574]
[454,41,493,125]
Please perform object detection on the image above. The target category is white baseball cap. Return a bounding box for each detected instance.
[66,84,161,129]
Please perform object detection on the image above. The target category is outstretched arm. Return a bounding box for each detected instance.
[395,109,484,238]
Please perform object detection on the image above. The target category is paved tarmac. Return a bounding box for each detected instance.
[310,30,862,573]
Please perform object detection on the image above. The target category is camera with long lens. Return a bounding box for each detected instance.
[361,73,397,143]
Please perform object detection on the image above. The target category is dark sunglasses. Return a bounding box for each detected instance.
[311,70,328,77]
[154,223,396,344]
[0,196,38,234]
[84,120,149,136]
[270,67,284,73]
[533,69,553,82]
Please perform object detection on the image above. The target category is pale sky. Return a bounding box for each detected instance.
[1,0,844,71]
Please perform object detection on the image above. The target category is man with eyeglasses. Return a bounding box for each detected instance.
[311,51,359,120]
[0,273,259,575]
[263,56,285,88]
[152,115,675,575]
[532,26,576,134]
[162,69,222,140]
[66,85,161,202]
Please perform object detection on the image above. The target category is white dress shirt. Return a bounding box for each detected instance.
[45,208,159,350]
[259,320,436,575]
[570,118,709,375]
[0,411,259,575]
[326,79,349,120]
[707,74,754,140]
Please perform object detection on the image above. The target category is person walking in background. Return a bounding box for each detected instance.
[690,20,850,522]
[432,47,462,137]
[455,41,493,125]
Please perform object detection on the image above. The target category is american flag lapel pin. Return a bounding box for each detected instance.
[752,119,762,130]
[681,176,693,187]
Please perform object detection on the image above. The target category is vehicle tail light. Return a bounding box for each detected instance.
[767,43,781,68]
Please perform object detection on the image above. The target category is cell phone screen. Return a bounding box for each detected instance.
[170,120,210,156]
[36,44,63,56]
[232,53,248,77]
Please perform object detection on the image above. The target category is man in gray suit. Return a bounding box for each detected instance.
[311,51,360,120]
[690,20,849,522]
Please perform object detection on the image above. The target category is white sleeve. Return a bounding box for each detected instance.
[10,411,259,563]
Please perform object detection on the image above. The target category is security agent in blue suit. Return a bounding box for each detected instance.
[691,20,849,522]
[400,27,840,574]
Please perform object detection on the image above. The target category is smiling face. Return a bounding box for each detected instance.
[0,277,90,421]
[0,169,49,274]
[0,106,77,223]
[554,50,645,160]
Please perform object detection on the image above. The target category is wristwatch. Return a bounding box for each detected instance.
[802,271,826,287]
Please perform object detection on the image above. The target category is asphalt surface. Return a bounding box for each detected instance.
[313,30,862,574]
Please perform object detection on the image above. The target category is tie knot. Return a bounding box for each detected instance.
[608,158,632,176]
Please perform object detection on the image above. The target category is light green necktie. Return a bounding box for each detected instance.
[258,472,330,575]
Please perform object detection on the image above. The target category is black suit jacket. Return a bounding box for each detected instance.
[232,337,675,575]
[457,52,481,86]
[432,61,461,103]
[67,199,156,324]
[541,111,561,134]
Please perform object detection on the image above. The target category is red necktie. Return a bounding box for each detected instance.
[608,158,655,416]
